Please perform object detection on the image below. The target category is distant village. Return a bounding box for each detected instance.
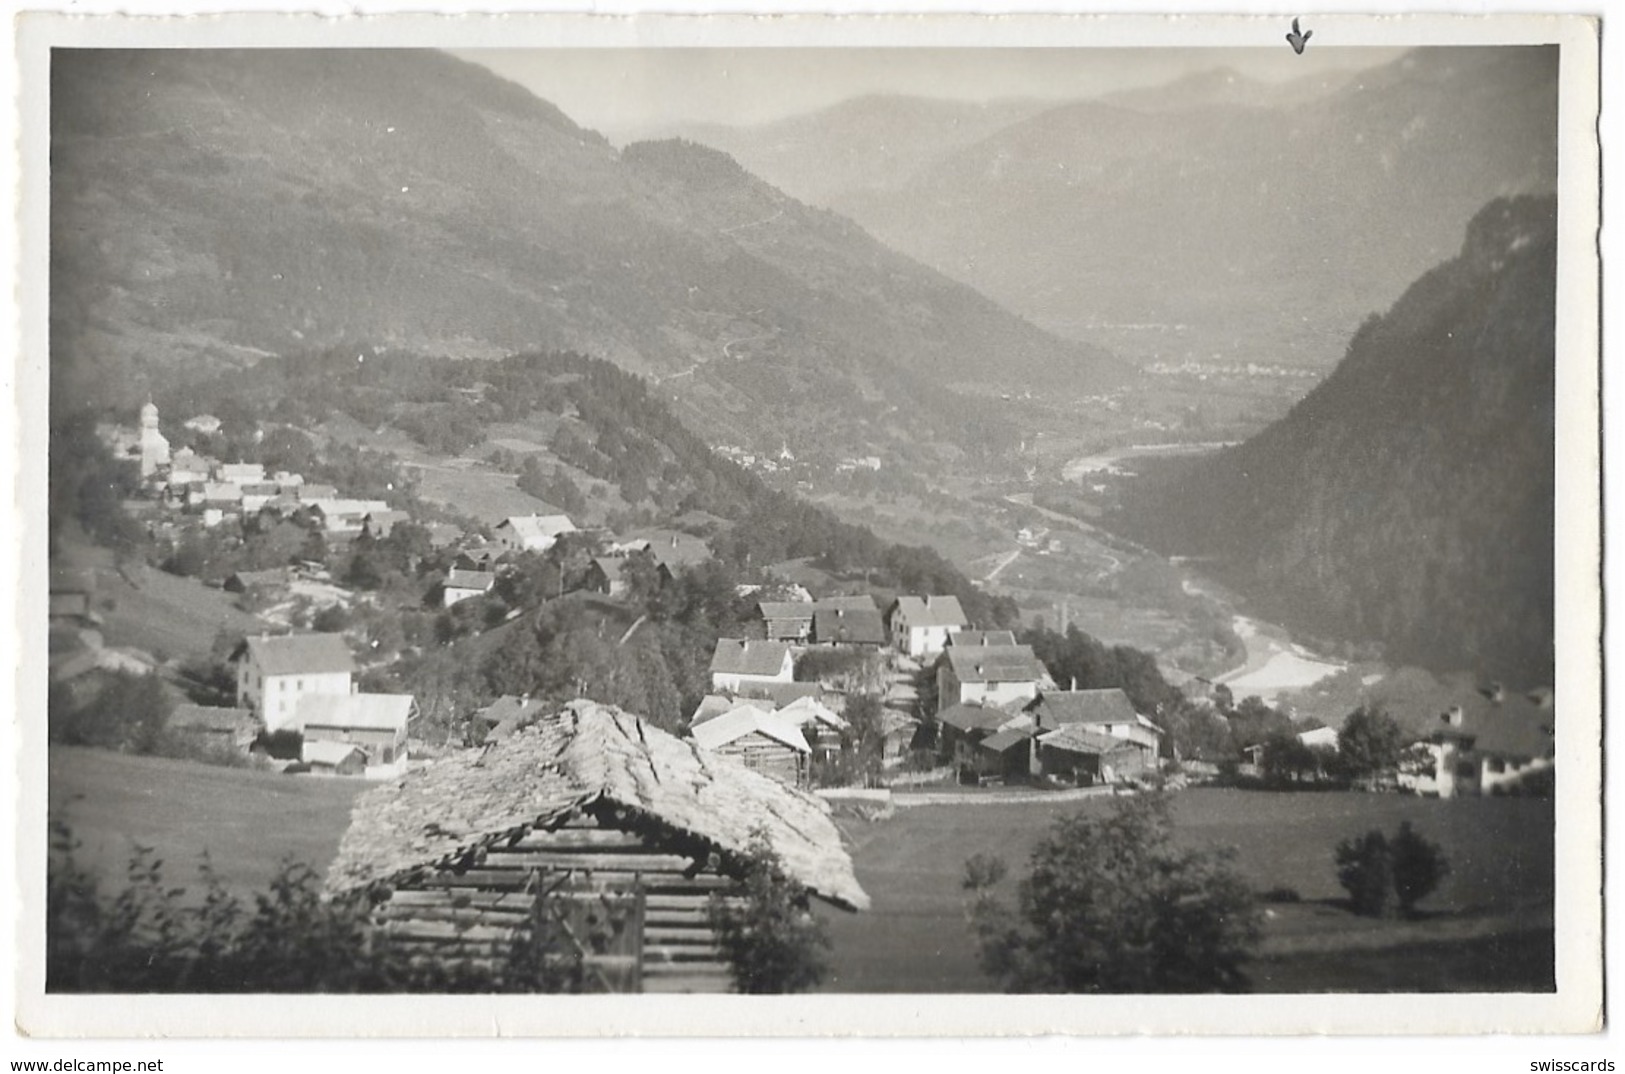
[51,400,1555,806]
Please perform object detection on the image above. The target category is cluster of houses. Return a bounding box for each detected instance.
[100,401,419,541]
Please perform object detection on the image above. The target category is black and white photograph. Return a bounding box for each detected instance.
[13,9,1603,1041]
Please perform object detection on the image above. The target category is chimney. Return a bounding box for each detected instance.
[1484,682,1505,703]
[670,534,678,548]
[1443,705,1465,728]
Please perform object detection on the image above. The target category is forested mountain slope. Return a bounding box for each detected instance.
[50,49,1122,458]
[1117,195,1556,688]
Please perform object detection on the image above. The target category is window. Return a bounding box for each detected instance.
[1487,758,1506,774]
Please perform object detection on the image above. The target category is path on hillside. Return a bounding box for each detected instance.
[983,548,1021,583]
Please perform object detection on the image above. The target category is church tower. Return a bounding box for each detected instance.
[138,398,170,478]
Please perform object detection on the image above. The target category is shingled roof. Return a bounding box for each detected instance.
[326,700,868,910]
[690,705,811,754]
[235,633,356,677]
[710,639,792,677]
[943,645,1047,684]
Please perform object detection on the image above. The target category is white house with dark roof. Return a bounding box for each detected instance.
[937,644,1048,714]
[233,633,356,733]
[1404,685,1555,798]
[888,595,968,657]
[442,568,497,607]
[709,639,794,693]
[494,513,577,554]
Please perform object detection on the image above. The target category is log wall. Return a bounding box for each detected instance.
[379,810,743,992]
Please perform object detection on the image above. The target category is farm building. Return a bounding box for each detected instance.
[690,704,812,787]
[324,700,867,992]
[169,704,259,754]
[225,568,291,599]
[442,568,497,607]
[474,695,550,742]
[296,692,415,773]
[302,739,369,777]
[694,693,847,761]
[887,595,967,657]
[1026,689,1163,755]
[936,702,1031,778]
[585,557,631,597]
[1034,724,1149,786]
[936,644,1048,714]
[613,529,712,573]
[757,601,815,643]
[362,510,413,540]
[709,639,794,693]
[48,567,96,623]
[493,513,577,554]
[233,633,356,733]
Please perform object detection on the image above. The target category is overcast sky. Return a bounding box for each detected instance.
[458,46,1407,137]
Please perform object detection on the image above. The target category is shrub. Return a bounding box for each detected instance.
[708,830,829,994]
[964,794,1261,993]
[254,728,304,760]
[46,821,579,993]
[1335,823,1450,918]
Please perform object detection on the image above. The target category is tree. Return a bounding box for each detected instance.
[1260,731,1318,785]
[1337,706,1406,781]
[964,794,1261,993]
[709,830,829,994]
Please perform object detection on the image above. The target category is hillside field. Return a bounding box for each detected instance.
[44,749,1553,993]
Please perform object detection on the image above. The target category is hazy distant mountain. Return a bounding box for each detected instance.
[1118,195,1556,689]
[631,94,1053,208]
[829,47,1558,368]
[50,50,1122,454]
[1099,65,1356,113]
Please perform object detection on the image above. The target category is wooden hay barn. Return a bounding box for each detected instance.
[326,700,867,993]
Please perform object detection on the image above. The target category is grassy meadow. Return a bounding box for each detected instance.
[46,748,1553,993]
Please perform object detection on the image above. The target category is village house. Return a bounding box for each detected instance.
[362,510,412,540]
[296,692,415,776]
[887,595,968,658]
[936,644,1048,714]
[166,448,212,488]
[1405,686,1555,798]
[216,461,266,485]
[585,557,632,597]
[297,484,339,502]
[611,529,712,573]
[240,483,281,514]
[709,639,794,693]
[757,601,815,643]
[233,632,356,733]
[811,604,888,648]
[690,703,812,787]
[493,513,577,555]
[442,568,497,607]
[324,700,868,992]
